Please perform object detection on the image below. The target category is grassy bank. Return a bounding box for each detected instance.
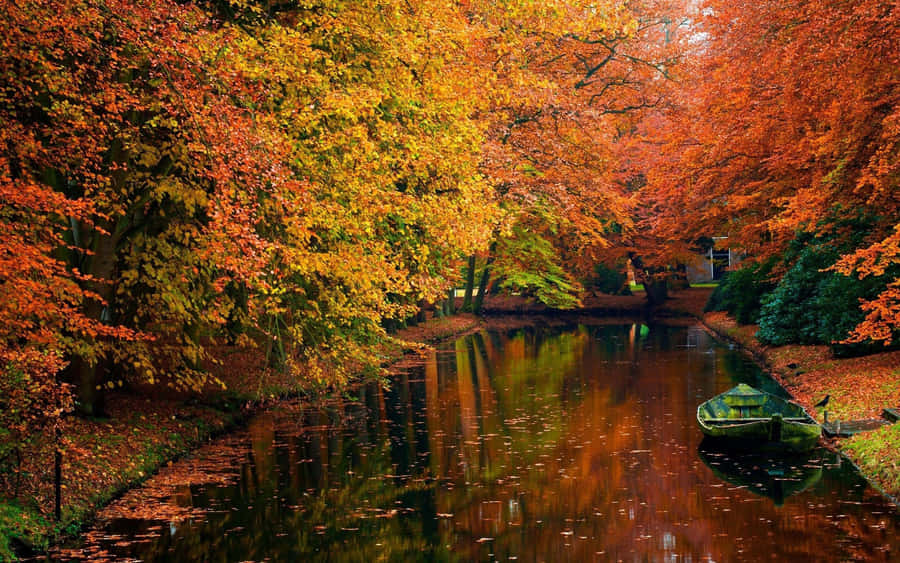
[0,314,482,561]
[703,311,900,501]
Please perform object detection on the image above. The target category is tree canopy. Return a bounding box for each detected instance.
[1,0,898,441]
[632,0,900,343]
[0,0,661,428]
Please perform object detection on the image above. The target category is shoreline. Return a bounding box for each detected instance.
[700,311,900,507]
[3,314,485,561]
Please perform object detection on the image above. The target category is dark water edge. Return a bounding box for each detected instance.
[52,322,900,561]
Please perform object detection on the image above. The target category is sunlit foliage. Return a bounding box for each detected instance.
[635,0,900,345]
[0,0,675,460]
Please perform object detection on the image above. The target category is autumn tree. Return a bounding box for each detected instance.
[456,0,680,309]
[635,0,900,341]
[0,0,702,435]
[204,0,501,380]
[1,0,505,421]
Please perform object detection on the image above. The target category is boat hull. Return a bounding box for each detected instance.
[697,384,821,452]
[698,418,821,452]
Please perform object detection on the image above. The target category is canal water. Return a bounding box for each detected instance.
[58,323,900,561]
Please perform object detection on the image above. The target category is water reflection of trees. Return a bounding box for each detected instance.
[75,325,900,562]
[413,326,899,562]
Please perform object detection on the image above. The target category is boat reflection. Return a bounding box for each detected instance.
[698,441,823,505]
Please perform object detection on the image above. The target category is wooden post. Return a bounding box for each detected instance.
[54,426,62,521]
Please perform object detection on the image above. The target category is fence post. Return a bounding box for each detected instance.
[55,426,62,521]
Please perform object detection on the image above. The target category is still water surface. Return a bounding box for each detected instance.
[62,323,900,561]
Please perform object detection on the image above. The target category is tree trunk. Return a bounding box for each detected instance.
[445,287,456,316]
[473,260,493,314]
[68,355,105,418]
[628,253,668,309]
[462,255,476,311]
[68,220,120,417]
[644,278,668,307]
[54,426,62,521]
[416,299,428,323]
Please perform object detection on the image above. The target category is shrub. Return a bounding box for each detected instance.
[586,263,631,295]
[812,273,885,356]
[756,244,836,345]
[704,259,777,324]
[755,233,899,355]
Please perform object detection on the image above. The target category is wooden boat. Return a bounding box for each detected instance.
[697,383,820,452]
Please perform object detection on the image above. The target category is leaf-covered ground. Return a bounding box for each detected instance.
[703,311,900,501]
[0,397,240,559]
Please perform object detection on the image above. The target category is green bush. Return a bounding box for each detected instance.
[812,273,882,356]
[755,233,898,355]
[756,244,836,345]
[704,259,776,324]
[586,263,631,295]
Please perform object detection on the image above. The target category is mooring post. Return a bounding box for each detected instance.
[55,425,62,521]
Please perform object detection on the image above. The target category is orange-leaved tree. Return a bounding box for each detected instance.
[1,0,505,422]
[635,0,900,339]
[458,0,680,308]
[1,0,301,417]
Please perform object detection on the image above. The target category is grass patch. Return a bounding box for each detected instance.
[0,502,51,560]
[843,424,900,496]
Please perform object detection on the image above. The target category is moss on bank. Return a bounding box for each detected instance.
[844,425,900,498]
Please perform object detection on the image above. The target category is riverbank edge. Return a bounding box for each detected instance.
[2,314,484,561]
[699,312,900,507]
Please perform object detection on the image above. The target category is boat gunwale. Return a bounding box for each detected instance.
[696,413,820,431]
